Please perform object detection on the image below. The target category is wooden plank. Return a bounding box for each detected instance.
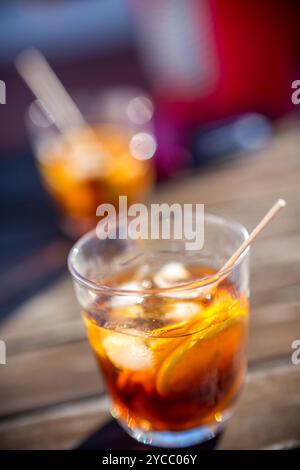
[209,189,300,240]
[154,185,300,240]
[219,364,300,449]
[2,319,85,355]
[0,277,78,337]
[1,293,299,365]
[249,301,300,363]
[0,397,110,450]
[251,259,300,294]
[0,363,299,450]
[0,341,102,417]
[3,279,300,357]
[0,241,71,310]
[251,284,300,309]
[251,233,300,267]
[1,227,299,417]
[1,298,299,418]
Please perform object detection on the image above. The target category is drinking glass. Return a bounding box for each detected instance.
[26,88,155,237]
[68,213,249,447]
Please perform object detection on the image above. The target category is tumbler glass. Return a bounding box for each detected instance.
[68,213,249,447]
[27,88,155,237]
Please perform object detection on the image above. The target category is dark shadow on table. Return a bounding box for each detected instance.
[76,419,222,451]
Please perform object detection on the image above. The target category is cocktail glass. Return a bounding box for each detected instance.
[26,89,155,237]
[68,213,249,447]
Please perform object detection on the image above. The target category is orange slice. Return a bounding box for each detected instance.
[156,298,247,397]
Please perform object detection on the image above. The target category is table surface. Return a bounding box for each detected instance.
[1,121,300,450]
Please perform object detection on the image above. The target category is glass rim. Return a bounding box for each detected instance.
[68,212,249,295]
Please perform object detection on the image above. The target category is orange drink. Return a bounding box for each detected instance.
[69,214,250,447]
[35,124,154,236]
[83,265,248,434]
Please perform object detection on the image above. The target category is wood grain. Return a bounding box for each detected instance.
[219,364,300,450]
[2,230,299,356]
[0,342,102,417]
[0,363,299,450]
[1,125,300,448]
[1,297,299,418]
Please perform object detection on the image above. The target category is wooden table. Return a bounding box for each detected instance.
[1,120,300,450]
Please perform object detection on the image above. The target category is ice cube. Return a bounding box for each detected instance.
[102,331,152,370]
[154,262,190,288]
[154,262,212,299]
[165,302,200,322]
[110,281,144,308]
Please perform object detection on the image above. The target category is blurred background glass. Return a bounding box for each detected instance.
[27,88,155,237]
[0,0,300,320]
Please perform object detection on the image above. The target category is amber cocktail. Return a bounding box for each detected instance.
[27,91,155,237]
[68,215,250,447]
[34,124,153,236]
